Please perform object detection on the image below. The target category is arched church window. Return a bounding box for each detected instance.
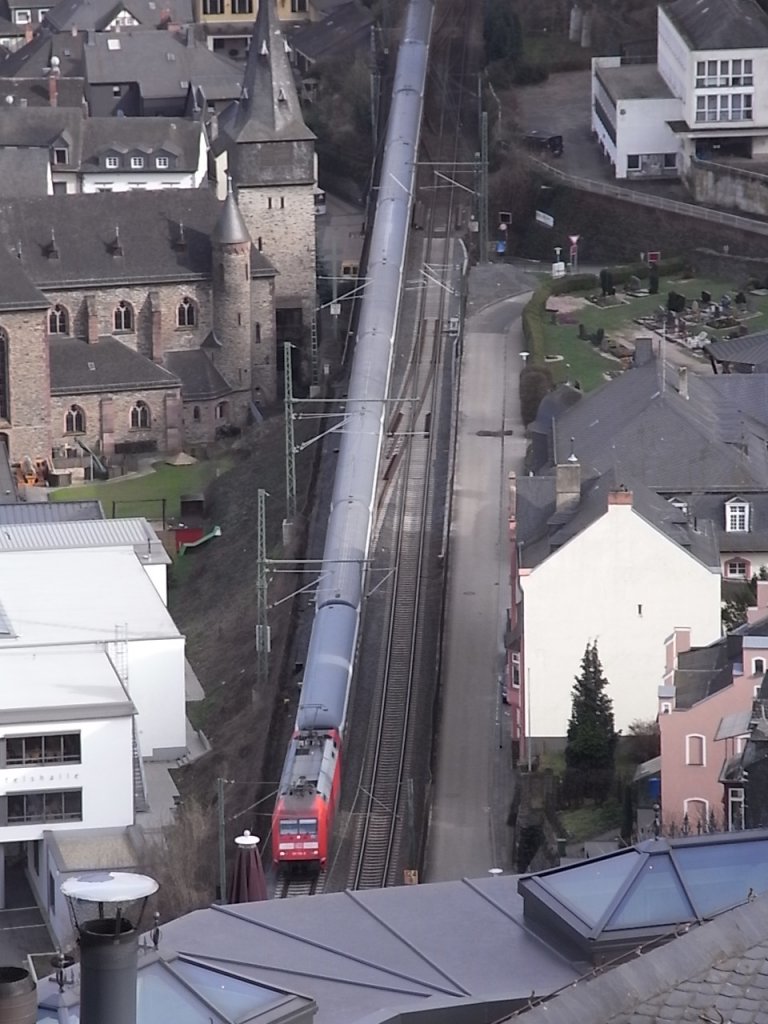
[129,401,151,429]
[48,304,69,334]
[65,404,85,434]
[177,297,196,327]
[114,300,134,332]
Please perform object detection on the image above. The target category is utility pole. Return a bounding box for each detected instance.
[310,314,320,397]
[479,111,489,264]
[255,488,270,694]
[217,777,227,902]
[283,343,297,527]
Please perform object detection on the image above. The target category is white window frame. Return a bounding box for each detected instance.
[683,796,709,821]
[696,93,753,124]
[685,733,706,766]
[130,156,144,169]
[660,701,672,714]
[626,154,641,170]
[696,58,753,89]
[105,156,119,169]
[13,10,32,23]
[726,500,750,532]
[754,658,766,676]
[726,559,749,579]
[155,156,169,169]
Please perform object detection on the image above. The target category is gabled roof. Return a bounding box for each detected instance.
[687,491,768,552]
[80,117,203,173]
[0,499,104,522]
[83,29,242,102]
[517,467,720,572]
[45,0,193,32]
[704,331,768,369]
[547,359,765,492]
[0,76,86,108]
[0,190,274,300]
[0,517,169,564]
[49,335,179,395]
[663,0,768,51]
[164,349,231,401]
[220,0,314,145]
[0,29,86,78]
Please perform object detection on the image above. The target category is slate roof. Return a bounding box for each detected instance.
[704,331,768,368]
[0,107,84,164]
[516,891,768,1024]
[211,186,251,245]
[687,492,768,553]
[49,335,179,394]
[0,76,86,107]
[546,358,764,493]
[164,349,231,400]
[80,116,203,173]
[0,189,274,298]
[220,0,314,145]
[0,499,104,522]
[289,1,372,63]
[83,29,242,102]
[664,0,768,51]
[45,0,193,32]
[0,248,49,312]
[516,467,720,571]
[0,148,49,197]
[0,29,86,78]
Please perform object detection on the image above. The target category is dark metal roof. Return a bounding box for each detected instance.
[704,331,768,367]
[49,335,179,394]
[164,349,231,400]
[663,0,768,50]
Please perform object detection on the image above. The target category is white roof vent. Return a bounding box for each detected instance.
[107,37,120,49]
[260,40,268,56]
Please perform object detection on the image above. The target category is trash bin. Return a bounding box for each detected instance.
[49,470,72,487]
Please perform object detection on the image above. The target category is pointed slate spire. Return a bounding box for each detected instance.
[229,0,314,144]
[212,175,251,246]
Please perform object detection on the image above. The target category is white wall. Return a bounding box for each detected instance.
[615,96,682,177]
[0,716,133,844]
[521,501,722,737]
[81,170,202,193]
[143,563,168,605]
[111,637,186,756]
[657,9,689,101]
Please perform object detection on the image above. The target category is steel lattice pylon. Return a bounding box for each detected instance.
[255,487,269,691]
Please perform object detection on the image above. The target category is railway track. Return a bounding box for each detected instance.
[345,0,477,890]
[273,871,326,900]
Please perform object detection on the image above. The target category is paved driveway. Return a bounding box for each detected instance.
[0,862,54,969]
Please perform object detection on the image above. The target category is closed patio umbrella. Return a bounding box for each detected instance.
[227,831,268,904]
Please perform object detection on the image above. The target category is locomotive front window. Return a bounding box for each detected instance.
[298,818,318,835]
[279,819,299,835]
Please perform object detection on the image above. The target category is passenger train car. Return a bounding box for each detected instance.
[272,0,434,870]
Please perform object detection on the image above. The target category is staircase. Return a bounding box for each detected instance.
[132,722,149,815]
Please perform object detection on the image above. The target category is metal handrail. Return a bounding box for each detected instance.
[525,153,768,237]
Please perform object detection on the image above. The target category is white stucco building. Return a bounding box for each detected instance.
[514,480,723,743]
[591,0,768,179]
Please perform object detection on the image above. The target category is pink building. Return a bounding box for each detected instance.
[658,582,768,833]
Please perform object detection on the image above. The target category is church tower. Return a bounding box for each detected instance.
[211,182,260,421]
[216,0,317,357]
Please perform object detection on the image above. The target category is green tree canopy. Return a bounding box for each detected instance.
[564,641,617,804]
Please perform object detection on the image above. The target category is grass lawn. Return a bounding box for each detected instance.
[541,276,768,391]
[559,801,623,844]
[49,456,233,520]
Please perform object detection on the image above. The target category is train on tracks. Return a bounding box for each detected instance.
[271,0,434,872]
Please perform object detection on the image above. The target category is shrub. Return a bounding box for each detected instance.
[513,62,549,85]
[520,364,554,425]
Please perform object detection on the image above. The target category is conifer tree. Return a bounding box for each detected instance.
[564,642,617,804]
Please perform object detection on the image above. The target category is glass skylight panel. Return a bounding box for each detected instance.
[539,849,641,925]
[173,960,281,1018]
[674,839,768,916]
[137,964,228,1024]
[606,857,693,930]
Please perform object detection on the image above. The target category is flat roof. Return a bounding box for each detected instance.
[0,518,170,565]
[0,548,181,645]
[597,64,674,103]
[0,646,134,719]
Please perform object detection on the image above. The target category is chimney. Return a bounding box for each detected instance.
[0,967,36,1023]
[678,365,689,400]
[555,458,580,514]
[633,337,653,366]
[24,23,33,42]
[608,485,633,506]
[61,871,158,1024]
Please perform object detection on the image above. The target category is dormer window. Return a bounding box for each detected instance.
[53,147,67,165]
[155,156,169,169]
[726,499,750,533]
[668,497,689,515]
[130,156,144,169]
[105,156,119,169]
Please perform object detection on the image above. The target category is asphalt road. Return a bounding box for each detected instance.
[424,264,534,881]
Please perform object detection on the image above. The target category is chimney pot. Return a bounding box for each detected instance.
[0,967,36,1024]
[608,487,633,506]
